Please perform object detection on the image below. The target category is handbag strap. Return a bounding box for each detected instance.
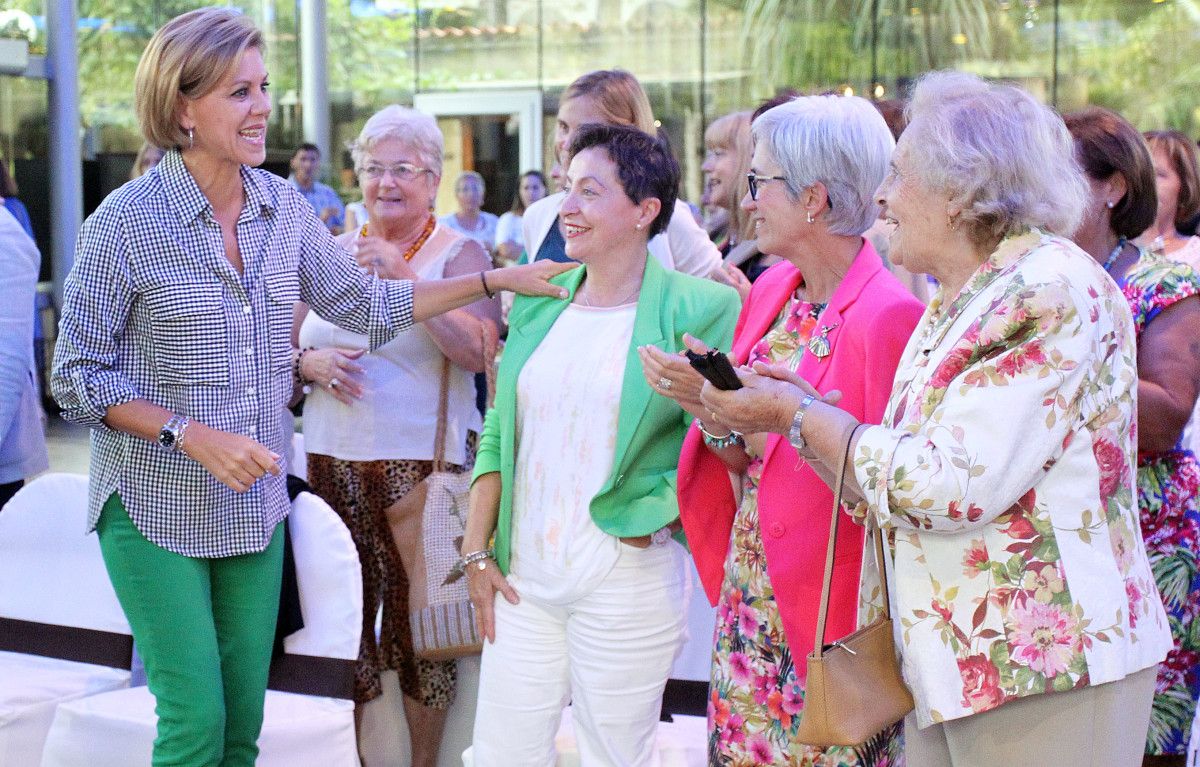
[811,423,891,658]
[431,357,452,473]
[430,320,499,474]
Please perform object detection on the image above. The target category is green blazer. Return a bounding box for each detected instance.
[473,255,739,574]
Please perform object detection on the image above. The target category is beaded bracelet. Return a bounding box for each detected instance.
[698,419,744,450]
[294,348,315,394]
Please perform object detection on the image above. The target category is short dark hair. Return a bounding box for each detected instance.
[1064,107,1157,241]
[567,122,678,238]
[1145,130,1200,227]
[293,142,320,158]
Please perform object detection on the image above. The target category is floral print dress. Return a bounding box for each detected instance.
[1120,253,1200,756]
[709,296,902,767]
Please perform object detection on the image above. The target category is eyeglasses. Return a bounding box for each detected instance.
[747,173,788,201]
[359,162,431,181]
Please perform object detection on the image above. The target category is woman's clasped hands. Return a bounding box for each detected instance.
[644,335,844,450]
[299,347,367,405]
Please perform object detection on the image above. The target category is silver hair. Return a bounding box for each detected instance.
[348,105,444,176]
[903,71,1086,242]
[751,95,894,236]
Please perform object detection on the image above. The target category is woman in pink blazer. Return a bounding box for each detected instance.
[642,95,922,765]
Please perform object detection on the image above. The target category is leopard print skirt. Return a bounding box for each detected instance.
[306,434,476,708]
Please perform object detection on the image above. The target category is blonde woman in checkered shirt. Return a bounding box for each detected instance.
[49,9,568,765]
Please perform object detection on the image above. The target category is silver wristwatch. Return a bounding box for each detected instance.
[157,414,190,453]
[787,394,817,451]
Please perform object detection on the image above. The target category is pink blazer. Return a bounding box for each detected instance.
[677,240,923,680]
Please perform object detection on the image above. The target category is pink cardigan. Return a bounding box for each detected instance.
[677,240,923,680]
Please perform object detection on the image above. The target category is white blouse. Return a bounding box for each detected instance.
[299,226,482,464]
[495,211,522,248]
[508,302,635,604]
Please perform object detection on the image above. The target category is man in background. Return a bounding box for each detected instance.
[288,142,344,234]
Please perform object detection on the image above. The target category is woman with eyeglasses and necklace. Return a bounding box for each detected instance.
[293,105,500,767]
[641,95,922,766]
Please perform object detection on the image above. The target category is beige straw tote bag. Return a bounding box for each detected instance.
[387,324,497,660]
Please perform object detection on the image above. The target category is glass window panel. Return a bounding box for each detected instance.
[871,2,1054,104]
[74,2,299,169]
[1055,0,1200,132]
[542,0,706,199]
[1,73,51,271]
[415,0,540,92]
[328,0,417,201]
[414,3,532,220]
[704,3,755,120]
[1,3,45,56]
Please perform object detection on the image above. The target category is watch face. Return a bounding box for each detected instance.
[158,429,176,449]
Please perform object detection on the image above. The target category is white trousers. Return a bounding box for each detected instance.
[471,541,688,767]
[904,664,1158,767]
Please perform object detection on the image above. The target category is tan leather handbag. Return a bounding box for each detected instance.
[795,424,914,748]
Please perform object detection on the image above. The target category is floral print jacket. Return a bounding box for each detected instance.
[852,232,1172,728]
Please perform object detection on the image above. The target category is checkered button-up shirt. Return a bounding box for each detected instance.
[51,150,414,557]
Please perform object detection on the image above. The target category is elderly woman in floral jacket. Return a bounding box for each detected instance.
[699,71,1172,767]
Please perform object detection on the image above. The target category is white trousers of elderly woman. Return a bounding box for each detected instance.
[471,540,688,767]
[904,663,1157,767]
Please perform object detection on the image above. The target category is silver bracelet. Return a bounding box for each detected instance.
[446,548,495,584]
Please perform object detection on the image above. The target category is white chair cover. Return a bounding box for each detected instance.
[41,491,363,767]
[0,473,132,766]
[290,432,307,482]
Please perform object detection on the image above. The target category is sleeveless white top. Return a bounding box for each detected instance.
[299,225,483,464]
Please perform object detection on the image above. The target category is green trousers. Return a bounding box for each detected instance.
[96,494,283,767]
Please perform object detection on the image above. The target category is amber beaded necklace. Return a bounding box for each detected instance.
[360,214,436,262]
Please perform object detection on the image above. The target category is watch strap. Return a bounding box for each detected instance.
[788,394,817,450]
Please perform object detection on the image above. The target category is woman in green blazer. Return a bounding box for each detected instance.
[461,123,738,765]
